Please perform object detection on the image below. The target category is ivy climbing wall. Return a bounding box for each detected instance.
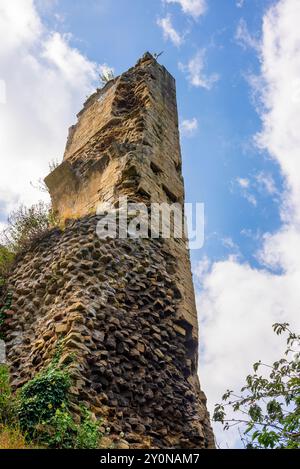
[4,53,214,449]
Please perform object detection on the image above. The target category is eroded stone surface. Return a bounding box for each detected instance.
[5,52,214,448]
[5,217,214,448]
[46,52,183,222]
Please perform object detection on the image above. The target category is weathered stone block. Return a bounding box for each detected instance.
[5,53,214,450]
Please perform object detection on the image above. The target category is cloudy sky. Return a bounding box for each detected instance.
[1,0,300,448]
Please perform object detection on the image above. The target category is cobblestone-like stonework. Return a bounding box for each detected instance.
[4,53,214,448]
[5,216,214,448]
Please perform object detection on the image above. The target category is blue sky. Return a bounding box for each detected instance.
[1,0,300,448]
[35,0,283,269]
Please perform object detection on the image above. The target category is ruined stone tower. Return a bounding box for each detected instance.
[5,53,214,448]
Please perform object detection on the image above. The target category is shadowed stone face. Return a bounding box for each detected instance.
[4,53,214,448]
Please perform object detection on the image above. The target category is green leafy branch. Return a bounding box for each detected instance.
[213,323,300,449]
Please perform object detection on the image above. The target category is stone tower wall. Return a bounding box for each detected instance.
[4,53,214,449]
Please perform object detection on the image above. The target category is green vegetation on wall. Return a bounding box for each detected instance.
[1,201,57,255]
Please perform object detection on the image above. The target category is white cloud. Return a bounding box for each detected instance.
[198,259,295,447]
[222,237,239,252]
[157,15,183,46]
[0,0,42,56]
[180,117,198,136]
[255,0,300,223]
[0,79,6,104]
[179,50,219,89]
[165,0,206,19]
[198,0,300,448]
[255,171,277,195]
[235,177,257,206]
[235,173,277,207]
[0,0,108,217]
[193,256,211,283]
[236,177,250,189]
[236,0,245,7]
[236,18,259,50]
[244,192,257,206]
